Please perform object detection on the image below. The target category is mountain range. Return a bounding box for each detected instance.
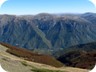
[0,12,96,71]
[0,12,96,54]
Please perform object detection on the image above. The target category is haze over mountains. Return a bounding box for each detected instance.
[0,12,96,54]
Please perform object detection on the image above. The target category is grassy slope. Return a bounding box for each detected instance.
[0,42,63,67]
[0,44,88,72]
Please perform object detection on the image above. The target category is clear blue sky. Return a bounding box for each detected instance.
[0,0,96,15]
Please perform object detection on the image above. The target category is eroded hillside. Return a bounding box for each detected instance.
[0,13,96,54]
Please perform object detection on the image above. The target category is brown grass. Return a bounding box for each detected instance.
[58,50,96,69]
[0,42,63,67]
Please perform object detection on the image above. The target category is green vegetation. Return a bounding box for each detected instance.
[21,61,28,66]
[2,58,8,61]
[21,61,65,72]
[31,68,65,72]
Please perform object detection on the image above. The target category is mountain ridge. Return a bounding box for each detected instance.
[0,13,96,54]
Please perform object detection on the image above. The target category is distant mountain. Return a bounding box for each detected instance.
[81,12,96,25]
[0,13,96,54]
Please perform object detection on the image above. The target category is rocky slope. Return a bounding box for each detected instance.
[0,13,96,54]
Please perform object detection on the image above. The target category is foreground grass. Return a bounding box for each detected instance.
[21,61,28,66]
[31,68,66,72]
[21,61,66,72]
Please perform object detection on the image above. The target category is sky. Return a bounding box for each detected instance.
[0,0,96,15]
